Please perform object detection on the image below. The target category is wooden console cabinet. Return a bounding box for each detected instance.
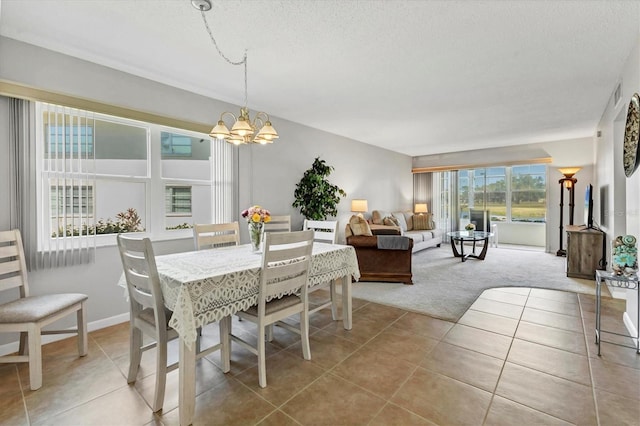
[565,225,604,279]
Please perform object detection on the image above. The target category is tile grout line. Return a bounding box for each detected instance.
[15,363,31,426]
[578,293,602,426]
[478,287,529,426]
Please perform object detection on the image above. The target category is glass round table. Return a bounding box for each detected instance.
[447,231,494,262]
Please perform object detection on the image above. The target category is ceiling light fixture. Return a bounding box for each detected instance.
[191,0,278,145]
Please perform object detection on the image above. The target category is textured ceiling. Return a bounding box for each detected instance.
[1,0,639,156]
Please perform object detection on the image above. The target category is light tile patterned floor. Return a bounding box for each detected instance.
[1,288,639,425]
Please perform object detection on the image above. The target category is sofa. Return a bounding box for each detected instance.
[345,224,413,284]
[370,210,443,253]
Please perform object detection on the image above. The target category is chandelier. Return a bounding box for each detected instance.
[192,0,278,145]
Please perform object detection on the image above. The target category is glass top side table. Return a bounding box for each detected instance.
[446,231,494,262]
[594,270,640,356]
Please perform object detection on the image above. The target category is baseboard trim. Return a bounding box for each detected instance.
[623,311,639,349]
[0,313,129,357]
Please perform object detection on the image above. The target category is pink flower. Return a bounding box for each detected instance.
[242,205,271,223]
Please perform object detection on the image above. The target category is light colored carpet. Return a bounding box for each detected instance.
[350,244,602,322]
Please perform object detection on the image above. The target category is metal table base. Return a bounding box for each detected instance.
[595,270,640,356]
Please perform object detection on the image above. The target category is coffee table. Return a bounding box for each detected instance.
[447,231,494,262]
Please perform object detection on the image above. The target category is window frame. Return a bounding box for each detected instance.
[36,104,230,247]
[165,185,193,216]
[457,164,547,224]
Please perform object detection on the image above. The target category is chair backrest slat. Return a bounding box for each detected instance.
[117,234,166,321]
[263,215,291,233]
[303,220,338,244]
[0,259,21,276]
[0,229,29,297]
[194,222,240,250]
[0,245,20,259]
[0,275,24,293]
[260,230,313,301]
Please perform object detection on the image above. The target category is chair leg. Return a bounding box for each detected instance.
[300,311,311,361]
[19,331,28,355]
[219,316,231,373]
[257,321,267,388]
[329,280,338,320]
[27,325,43,390]
[195,328,201,354]
[127,326,143,384]
[77,303,88,356]
[152,331,169,413]
[266,324,274,342]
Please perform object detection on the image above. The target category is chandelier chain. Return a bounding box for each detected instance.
[198,8,248,107]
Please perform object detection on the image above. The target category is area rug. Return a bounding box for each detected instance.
[349,245,600,322]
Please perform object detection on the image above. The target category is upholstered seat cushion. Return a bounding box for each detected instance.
[243,294,301,316]
[138,307,173,329]
[0,294,88,323]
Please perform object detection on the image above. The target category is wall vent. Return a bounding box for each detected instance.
[614,82,622,106]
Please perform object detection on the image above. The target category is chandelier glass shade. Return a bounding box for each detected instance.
[193,0,278,145]
[209,108,279,145]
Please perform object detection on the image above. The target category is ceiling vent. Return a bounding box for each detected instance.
[614,82,622,106]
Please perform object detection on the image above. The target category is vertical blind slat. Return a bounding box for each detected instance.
[37,103,96,269]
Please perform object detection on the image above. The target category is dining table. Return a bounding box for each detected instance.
[120,241,360,425]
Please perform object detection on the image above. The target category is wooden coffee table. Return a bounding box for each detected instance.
[447,231,494,262]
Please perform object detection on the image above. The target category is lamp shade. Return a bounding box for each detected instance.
[558,167,581,178]
[209,120,231,139]
[351,199,368,213]
[414,203,428,213]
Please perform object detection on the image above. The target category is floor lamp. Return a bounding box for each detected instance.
[557,167,580,257]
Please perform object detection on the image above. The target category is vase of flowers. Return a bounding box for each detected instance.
[465,223,476,232]
[242,205,271,252]
[612,235,638,277]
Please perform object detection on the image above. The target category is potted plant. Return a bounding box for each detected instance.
[292,157,346,220]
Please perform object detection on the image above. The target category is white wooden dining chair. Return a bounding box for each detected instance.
[303,219,338,244]
[0,229,88,391]
[117,234,231,412]
[262,215,291,233]
[193,222,240,250]
[303,220,339,319]
[229,230,314,388]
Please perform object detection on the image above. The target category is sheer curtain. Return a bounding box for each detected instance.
[8,98,38,269]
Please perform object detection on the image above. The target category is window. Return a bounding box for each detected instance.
[453,164,546,225]
[36,103,235,246]
[484,167,507,222]
[511,164,546,222]
[458,170,469,219]
[161,133,192,157]
[46,124,94,156]
[51,185,94,216]
[166,186,192,214]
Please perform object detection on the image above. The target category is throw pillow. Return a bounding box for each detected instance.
[349,215,373,236]
[391,212,408,232]
[402,211,414,231]
[372,210,391,225]
[413,213,434,230]
[383,216,399,227]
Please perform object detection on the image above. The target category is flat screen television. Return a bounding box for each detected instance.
[584,183,594,229]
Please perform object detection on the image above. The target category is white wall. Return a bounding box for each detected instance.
[0,37,412,347]
[596,33,640,336]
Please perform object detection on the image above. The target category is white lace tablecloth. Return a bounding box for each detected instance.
[119,243,359,348]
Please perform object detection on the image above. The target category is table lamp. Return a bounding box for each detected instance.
[414,203,428,214]
[351,199,368,218]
